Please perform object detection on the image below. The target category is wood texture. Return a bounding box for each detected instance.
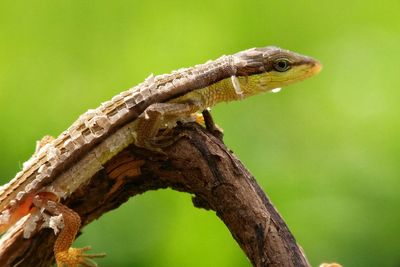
[0,123,310,267]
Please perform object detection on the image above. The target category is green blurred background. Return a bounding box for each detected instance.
[1,1,399,266]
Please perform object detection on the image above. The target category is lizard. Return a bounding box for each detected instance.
[0,46,321,266]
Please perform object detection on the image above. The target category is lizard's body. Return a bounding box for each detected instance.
[0,46,321,266]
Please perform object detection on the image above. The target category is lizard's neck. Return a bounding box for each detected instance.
[171,74,271,110]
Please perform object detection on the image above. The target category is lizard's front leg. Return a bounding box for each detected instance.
[33,192,105,267]
[134,102,202,149]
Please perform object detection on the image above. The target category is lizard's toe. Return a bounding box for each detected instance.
[56,246,105,267]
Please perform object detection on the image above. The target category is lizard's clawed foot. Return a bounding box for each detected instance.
[192,112,205,126]
[56,246,105,267]
[149,133,180,148]
[135,129,183,153]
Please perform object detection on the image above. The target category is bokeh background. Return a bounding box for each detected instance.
[1,1,399,266]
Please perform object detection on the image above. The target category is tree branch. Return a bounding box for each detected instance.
[0,123,310,267]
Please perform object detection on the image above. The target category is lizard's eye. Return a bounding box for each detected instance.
[274,59,291,72]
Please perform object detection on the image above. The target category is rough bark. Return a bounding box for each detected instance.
[0,123,310,267]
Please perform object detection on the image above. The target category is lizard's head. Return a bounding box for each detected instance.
[234,46,322,94]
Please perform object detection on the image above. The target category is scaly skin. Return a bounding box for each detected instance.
[0,46,321,266]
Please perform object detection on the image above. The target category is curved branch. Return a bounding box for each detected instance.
[0,123,310,267]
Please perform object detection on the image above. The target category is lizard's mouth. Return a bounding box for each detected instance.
[257,61,322,92]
